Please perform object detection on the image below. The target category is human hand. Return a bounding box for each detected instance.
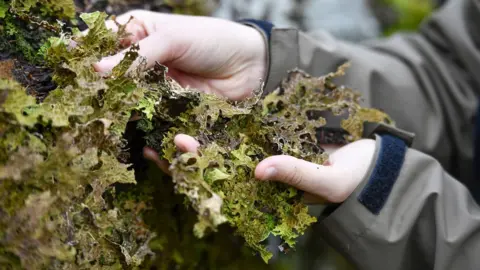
[145,134,377,204]
[95,10,267,101]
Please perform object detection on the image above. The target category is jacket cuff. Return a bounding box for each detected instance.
[266,28,351,94]
[265,28,300,94]
[317,134,407,260]
[236,19,274,94]
[236,19,274,39]
[357,134,407,214]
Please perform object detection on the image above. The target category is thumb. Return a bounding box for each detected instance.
[255,155,353,203]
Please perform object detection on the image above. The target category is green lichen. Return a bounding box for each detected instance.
[0,5,275,268]
[0,0,393,268]
[0,80,138,268]
[0,1,7,18]
[10,0,76,19]
[0,0,76,62]
[146,65,391,262]
[1,7,153,268]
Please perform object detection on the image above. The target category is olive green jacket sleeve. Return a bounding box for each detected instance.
[261,0,480,269]
[266,0,479,183]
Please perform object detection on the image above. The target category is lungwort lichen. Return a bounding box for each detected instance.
[145,63,392,263]
[0,1,392,269]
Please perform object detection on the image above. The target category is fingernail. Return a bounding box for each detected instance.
[263,167,277,180]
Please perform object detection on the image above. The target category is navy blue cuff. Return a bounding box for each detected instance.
[358,135,407,215]
[237,19,274,40]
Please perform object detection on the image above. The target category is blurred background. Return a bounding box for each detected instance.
[77,0,445,41]
[75,0,445,269]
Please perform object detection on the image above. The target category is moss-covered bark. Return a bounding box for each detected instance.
[0,1,392,269]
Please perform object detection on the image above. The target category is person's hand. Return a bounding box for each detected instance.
[95,10,267,101]
[145,134,377,204]
[255,139,376,203]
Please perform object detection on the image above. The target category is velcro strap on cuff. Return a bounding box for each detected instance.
[357,134,407,215]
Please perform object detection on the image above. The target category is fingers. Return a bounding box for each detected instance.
[143,134,200,175]
[104,10,156,37]
[174,134,200,153]
[255,155,349,203]
[82,11,148,43]
[143,147,170,174]
[105,16,148,47]
[94,31,180,74]
[105,10,161,47]
[90,10,179,74]
[255,140,377,203]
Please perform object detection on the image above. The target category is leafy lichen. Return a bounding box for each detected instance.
[1,6,155,268]
[0,0,393,268]
[10,0,76,19]
[147,64,391,262]
[0,0,75,62]
[0,3,275,268]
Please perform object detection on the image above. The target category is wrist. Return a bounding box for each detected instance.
[236,19,273,94]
